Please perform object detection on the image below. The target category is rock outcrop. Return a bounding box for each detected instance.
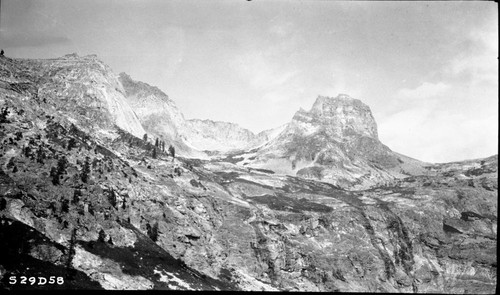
[0,53,145,139]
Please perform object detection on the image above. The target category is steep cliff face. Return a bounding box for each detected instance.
[308,94,379,139]
[0,54,145,139]
[118,73,280,155]
[236,95,426,189]
[0,55,496,292]
[118,73,205,158]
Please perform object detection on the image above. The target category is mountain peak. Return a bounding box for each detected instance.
[311,94,364,109]
[336,93,354,100]
[296,94,379,139]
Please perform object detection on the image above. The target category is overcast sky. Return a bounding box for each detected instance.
[0,0,497,163]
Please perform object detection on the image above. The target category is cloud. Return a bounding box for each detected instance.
[446,28,498,86]
[397,82,450,100]
[231,52,299,89]
[0,31,70,48]
[262,84,306,104]
[379,107,497,163]
[269,20,294,37]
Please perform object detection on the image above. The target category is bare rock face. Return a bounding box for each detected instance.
[0,54,145,139]
[118,73,203,158]
[307,94,378,139]
[235,94,425,189]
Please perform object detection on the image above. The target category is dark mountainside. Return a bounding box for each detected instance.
[0,54,497,292]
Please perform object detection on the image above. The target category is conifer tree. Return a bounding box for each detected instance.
[0,107,9,123]
[107,189,117,208]
[66,228,77,279]
[50,167,60,185]
[98,229,106,242]
[81,156,91,183]
[169,145,175,158]
[36,145,45,164]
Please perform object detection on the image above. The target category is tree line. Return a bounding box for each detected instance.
[143,133,175,159]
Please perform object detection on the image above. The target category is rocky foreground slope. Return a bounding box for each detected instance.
[0,54,497,292]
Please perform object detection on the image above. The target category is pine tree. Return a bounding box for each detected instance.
[151,222,159,242]
[50,167,60,185]
[169,145,175,158]
[67,138,76,151]
[107,189,117,208]
[0,198,6,210]
[36,145,45,164]
[65,228,77,279]
[61,199,70,213]
[81,156,91,183]
[0,107,9,123]
[146,222,159,242]
[72,189,81,204]
[57,156,68,176]
[98,229,106,242]
[143,133,148,142]
[23,145,31,157]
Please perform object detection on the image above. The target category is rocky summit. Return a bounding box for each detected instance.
[0,54,497,293]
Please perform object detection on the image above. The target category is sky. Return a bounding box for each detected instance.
[0,0,497,163]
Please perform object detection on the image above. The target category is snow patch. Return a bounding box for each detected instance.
[238,174,285,188]
[153,269,193,290]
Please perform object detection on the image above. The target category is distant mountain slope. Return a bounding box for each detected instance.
[118,73,285,157]
[183,119,263,152]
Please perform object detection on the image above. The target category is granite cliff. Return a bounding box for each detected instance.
[0,54,496,292]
